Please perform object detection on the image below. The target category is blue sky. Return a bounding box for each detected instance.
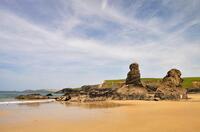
[0,0,200,91]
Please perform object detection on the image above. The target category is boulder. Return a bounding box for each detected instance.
[16,94,49,100]
[46,93,53,96]
[154,69,187,100]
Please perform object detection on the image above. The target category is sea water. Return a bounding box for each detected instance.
[0,91,55,104]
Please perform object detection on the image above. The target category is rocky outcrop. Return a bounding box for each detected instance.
[114,85,147,100]
[56,63,148,101]
[187,81,200,93]
[55,88,79,94]
[154,69,187,100]
[55,63,188,102]
[192,81,200,88]
[56,94,71,101]
[46,93,53,96]
[81,85,99,92]
[88,88,114,98]
[125,63,143,87]
[115,63,147,100]
[187,88,200,93]
[16,94,49,100]
[56,88,115,102]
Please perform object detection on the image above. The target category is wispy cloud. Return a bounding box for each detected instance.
[0,0,199,90]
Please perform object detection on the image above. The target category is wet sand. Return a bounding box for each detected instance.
[1,94,200,132]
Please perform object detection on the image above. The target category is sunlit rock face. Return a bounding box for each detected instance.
[155,69,187,100]
[162,69,183,87]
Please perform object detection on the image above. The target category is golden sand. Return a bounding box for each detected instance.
[0,94,200,132]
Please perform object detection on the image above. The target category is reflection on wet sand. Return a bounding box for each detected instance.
[17,102,41,107]
[59,101,131,109]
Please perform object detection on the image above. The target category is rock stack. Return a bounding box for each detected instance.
[115,63,148,100]
[125,63,143,87]
[154,69,187,100]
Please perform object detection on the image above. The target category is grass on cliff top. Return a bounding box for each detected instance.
[104,77,200,88]
[182,77,200,88]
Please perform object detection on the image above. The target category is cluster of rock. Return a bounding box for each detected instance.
[16,62,188,102]
[56,62,188,102]
[16,94,49,100]
[55,63,148,102]
[56,87,115,102]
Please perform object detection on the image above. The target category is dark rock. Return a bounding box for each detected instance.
[55,88,75,94]
[125,63,143,87]
[88,88,114,98]
[16,94,49,100]
[81,85,99,92]
[46,93,53,96]
[68,88,115,102]
[153,97,160,101]
[187,88,200,93]
[154,69,187,100]
[146,84,158,92]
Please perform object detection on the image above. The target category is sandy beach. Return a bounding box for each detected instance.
[0,94,200,132]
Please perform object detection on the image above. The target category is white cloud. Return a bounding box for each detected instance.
[0,0,199,90]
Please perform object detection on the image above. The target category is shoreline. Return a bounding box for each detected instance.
[0,99,55,105]
[0,94,200,132]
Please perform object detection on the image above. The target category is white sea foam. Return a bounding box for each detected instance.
[0,99,55,105]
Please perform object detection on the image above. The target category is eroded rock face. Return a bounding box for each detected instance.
[154,69,187,100]
[162,69,183,87]
[125,63,143,87]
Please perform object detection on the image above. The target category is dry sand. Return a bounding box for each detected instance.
[0,94,200,132]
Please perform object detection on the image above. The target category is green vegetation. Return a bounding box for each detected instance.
[182,77,200,88]
[103,77,200,88]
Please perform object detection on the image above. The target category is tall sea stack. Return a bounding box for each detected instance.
[125,63,143,87]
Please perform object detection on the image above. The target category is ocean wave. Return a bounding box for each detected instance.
[0,99,55,105]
